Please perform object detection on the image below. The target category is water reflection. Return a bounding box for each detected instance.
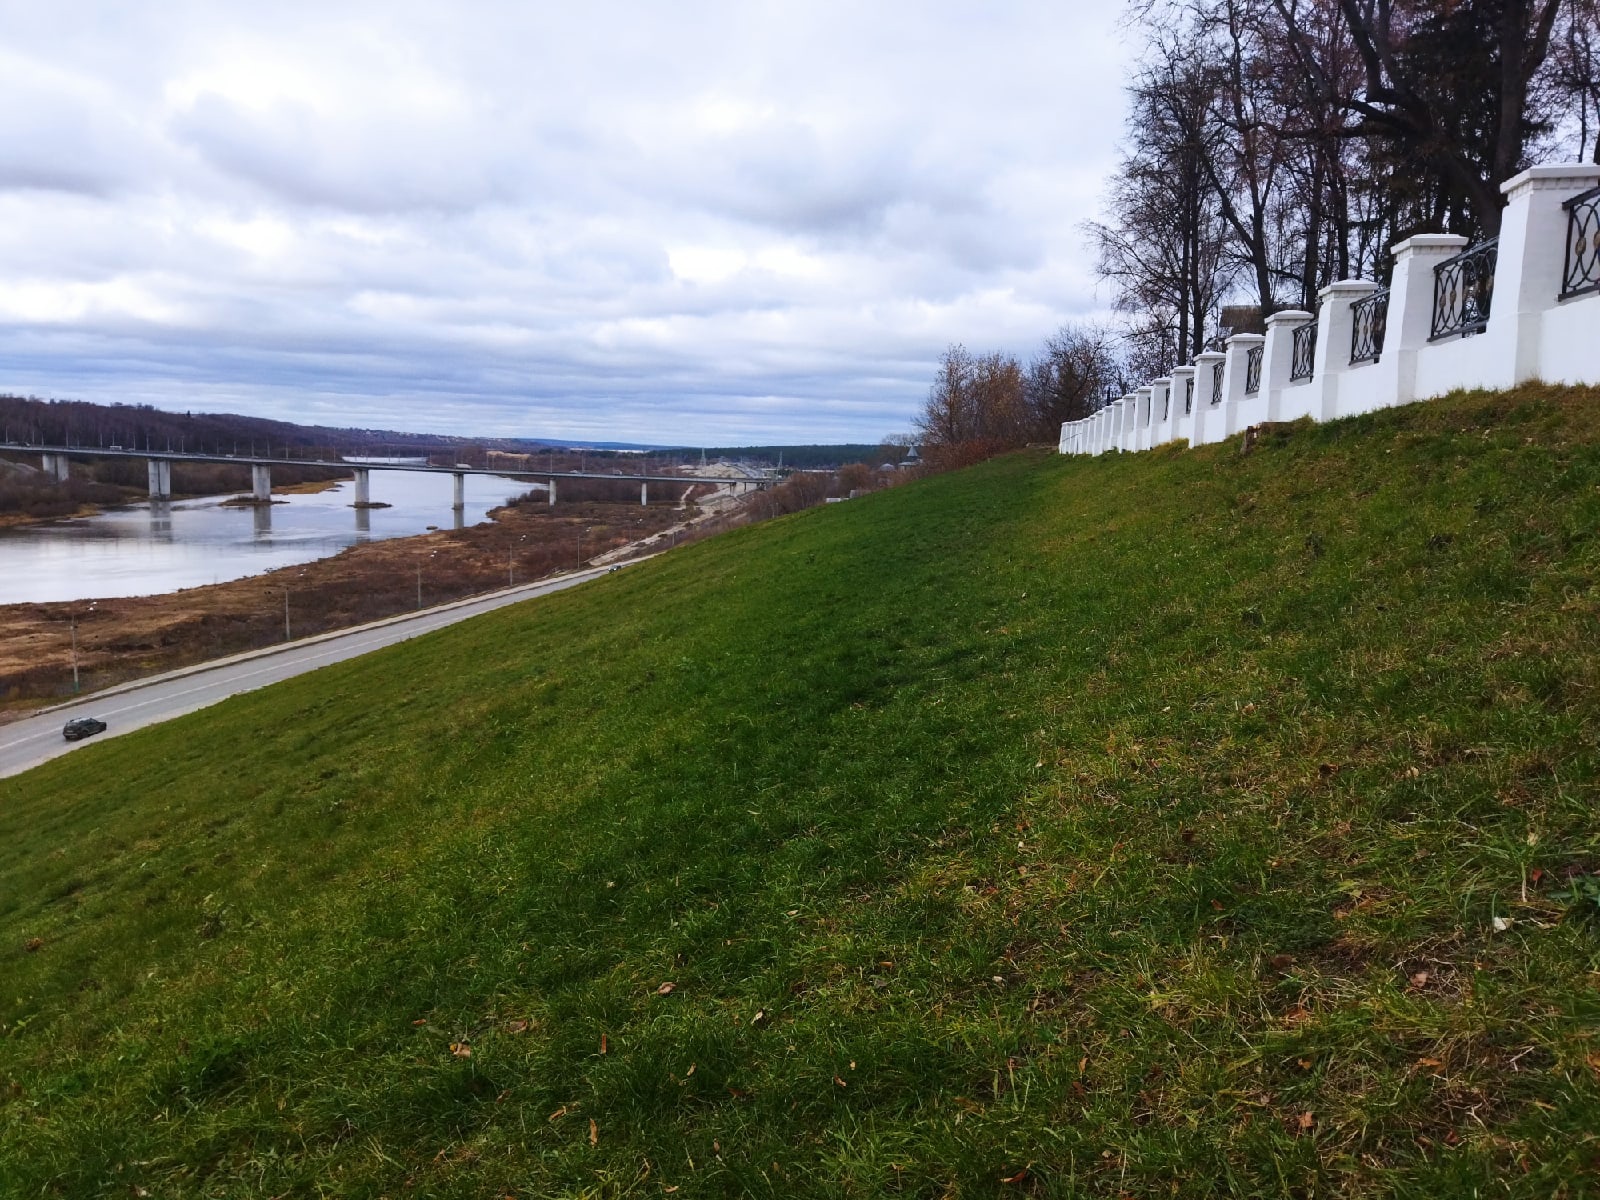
[148,501,173,542]
[0,470,538,603]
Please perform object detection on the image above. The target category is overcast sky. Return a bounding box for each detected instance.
[0,1,1132,445]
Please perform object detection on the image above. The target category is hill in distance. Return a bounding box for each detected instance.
[0,394,895,466]
[3,384,1599,1197]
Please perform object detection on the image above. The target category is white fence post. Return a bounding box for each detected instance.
[1261,309,1312,421]
[1220,334,1264,439]
[1170,366,1196,444]
[1150,378,1173,446]
[1314,280,1378,421]
[1492,163,1600,385]
[1376,234,1468,411]
[1190,351,1225,445]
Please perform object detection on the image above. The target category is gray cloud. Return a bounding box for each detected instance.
[0,0,1130,444]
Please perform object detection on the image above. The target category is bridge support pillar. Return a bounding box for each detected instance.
[146,459,171,499]
[452,472,465,509]
[548,478,556,506]
[353,468,371,506]
[252,464,272,501]
[641,481,648,507]
[40,453,70,482]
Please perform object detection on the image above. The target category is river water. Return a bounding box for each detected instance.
[0,468,539,604]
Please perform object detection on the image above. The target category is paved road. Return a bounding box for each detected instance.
[0,563,629,782]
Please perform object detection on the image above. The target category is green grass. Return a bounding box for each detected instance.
[4,384,1600,1198]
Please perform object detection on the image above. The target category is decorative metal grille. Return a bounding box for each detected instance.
[1563,185,1600,300]
[1183,376,1194,414]
[1211,359,1224,401]
[1430,237,1497,340]
[1244,345,1263,394]
[1160,390,1170,422]
[1350,289,1389,364]
[1290,322,1317,381]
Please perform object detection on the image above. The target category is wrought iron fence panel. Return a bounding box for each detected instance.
[1350,289,1389,364]
[1290,322,1317,381]
[1211,360,1224,401]
[1183,376,1194,414]
[1430,237,1497,340]
[1244,345,1263,394]
[1563,185,1600,300]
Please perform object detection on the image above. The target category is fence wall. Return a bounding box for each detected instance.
[1059,163,1600,457]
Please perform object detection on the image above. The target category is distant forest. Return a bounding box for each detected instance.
[0,395,522,459]
[0,396,906,471]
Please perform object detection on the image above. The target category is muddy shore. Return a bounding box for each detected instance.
[0,495,708,717]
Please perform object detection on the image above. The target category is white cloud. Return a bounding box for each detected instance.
[0,0,1130,443]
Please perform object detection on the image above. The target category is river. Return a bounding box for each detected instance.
[0,467,539,604]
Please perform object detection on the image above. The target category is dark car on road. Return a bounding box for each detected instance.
[62,717,107,742]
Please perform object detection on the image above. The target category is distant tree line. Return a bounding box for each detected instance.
[912,326,1124,470]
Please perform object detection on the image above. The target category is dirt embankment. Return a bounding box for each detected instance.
[0,495,724,717]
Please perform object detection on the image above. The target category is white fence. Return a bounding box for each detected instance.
[1060,163,1600,456]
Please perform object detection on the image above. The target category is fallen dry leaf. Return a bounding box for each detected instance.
[1297,1111,1315,1131]
[507,1019,529,1034]
[547,1106,568,1122]
[23,938,42,953]
[656,982,676,995]
[833,1075,848,1088]
[412,1018,428,1026]
[589,1118,598,1147]
[1000,1168,1030,1184]
[1492,916,1516,932]
[449,1042,472,1059]
[600,1033,608,1055]
[685,1063,696,1076]
[750,1009,769,1027]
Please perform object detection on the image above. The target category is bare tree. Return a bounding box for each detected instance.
[1549,0,1600,161]
[1272,0,1566,235]
[914,345,1037,469]
[1024,324,1125,430]
[1088,41,1236,373]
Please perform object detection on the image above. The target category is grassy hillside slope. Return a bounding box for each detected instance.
[4,385,1600,1198]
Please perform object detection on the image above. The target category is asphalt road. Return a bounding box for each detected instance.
[0,563,627,782]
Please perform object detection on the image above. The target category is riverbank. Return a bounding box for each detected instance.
[0,494,708,714]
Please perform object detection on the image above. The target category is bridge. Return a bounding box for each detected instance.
[6,444,772,509]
